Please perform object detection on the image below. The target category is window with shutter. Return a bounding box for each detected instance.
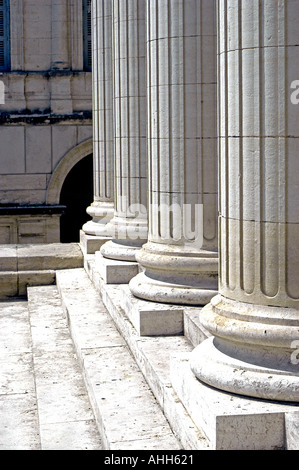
[83,0,92,71]
[0,0,10,72]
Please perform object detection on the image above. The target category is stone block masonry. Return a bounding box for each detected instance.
[0,243,83,298]
[0,0,92,243]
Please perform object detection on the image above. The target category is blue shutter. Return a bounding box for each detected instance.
[83,0,91,71]
[0,0,10,72]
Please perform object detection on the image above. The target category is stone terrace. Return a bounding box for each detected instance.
[0,243,299,450]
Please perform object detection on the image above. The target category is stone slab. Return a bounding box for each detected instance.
[122,285,184,336]
[170,352,299,450]
[55,268,181,450]
[285,411,299,450]
[0,300,32,353]
[0,300,40,450]
[0,270,56,298]
[0,243,83,298]
[183,307,210,348]
[0,272,19,299]
[80,230,109,255]
[0,300,36,449]
[55,269,126,351]
[0,352,35,396]
[17,243,83,270]
[40,420,101,451]
[18,270,56,296]
[82,347,182,450]
[27,285,103,450]
[95,251,139,284]
[84,262,208,449]
[0,245,18,271]
[0,393,40,450]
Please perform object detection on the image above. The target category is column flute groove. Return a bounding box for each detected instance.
[129,0,218,306]
[100,0,148,262]
[83,0,115,240]
[191,0,299,403]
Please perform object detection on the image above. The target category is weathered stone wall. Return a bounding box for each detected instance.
[0,0,92,243]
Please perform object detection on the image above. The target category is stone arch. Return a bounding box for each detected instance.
[46,139,93,205]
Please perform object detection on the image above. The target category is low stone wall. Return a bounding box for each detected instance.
[0,243,83,298]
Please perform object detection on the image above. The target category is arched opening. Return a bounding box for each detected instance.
[59,154,93,243]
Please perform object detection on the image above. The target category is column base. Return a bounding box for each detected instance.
[129,242,218,306]
[191,336,299,403]
[171,352,299,450]
[83,201,114,237]
[82,220,112,237]
[129,272,217,306]
[190,295,299,402]
[100,239,144,262]
[100,215,148,261]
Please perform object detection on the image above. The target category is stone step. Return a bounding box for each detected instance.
[83,256,299,450]
[84,254,210,348]
[0,291,102,450]
[0,243,83,299]
[27,285,103,450]
[77,261,210,450]
[0,298,40,450]
[55,268,182,450]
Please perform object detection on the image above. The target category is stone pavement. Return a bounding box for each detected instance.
[0,292,102,450]
[2,263,298,450]
[0,268,182,450]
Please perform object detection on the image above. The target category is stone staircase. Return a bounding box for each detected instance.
[0,265,194,450]
[54,268,184,450]
[2,244,299,450]
[55,267,205,450]
[0,288,102,450]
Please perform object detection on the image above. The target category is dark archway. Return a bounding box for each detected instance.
[59,154,93,243]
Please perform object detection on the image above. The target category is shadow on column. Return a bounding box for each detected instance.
[59,153,93,243]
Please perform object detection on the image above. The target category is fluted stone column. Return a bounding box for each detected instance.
[100,0,148,262]
[129,0,218,305]
[83,0,114,242]
[191,0,299,402]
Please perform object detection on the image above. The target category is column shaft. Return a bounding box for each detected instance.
[129,0,218,305]
[100,0,148,261]
[83,0,114,237]
[191,0,299,402]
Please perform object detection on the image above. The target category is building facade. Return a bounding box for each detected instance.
[80,0,299,448]
[0,0,93,244]
[0,0,299,450]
